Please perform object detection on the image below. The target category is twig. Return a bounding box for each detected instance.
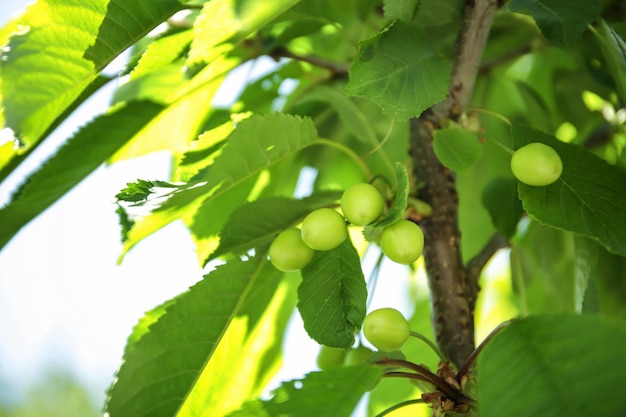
[465,233,509,309]
[374,399,424,417]
[270,47,350,76]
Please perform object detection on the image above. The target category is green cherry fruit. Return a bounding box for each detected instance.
[301,208,348,251]
[363,308,411,352]
[510,142,563,186]
[344,345,374,366]
[380,220,424,265]
[269,227,315,272]
[341,183,385,226]
[316,345,347,370]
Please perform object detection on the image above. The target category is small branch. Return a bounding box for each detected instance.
[479,45,532,75]
[378,360,460,400]
[465,233,509,309]
[374,399,424,417]
[270,47,350,77]
[456,319,513,380]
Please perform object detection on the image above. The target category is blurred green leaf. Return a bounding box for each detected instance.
[299,238,367,348]
[512,123,626,257]
[508,0,600,48]
[382,0,419,23]
[345,20,450,121]
[594,20,626,105]
[478,315,626,417]
[433,128,483,175]
[228,366,382,417]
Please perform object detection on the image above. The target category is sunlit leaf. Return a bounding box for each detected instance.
[478,315,626,417]
[383,0,420,23]
[119,113,319,259]
[178,276,297,417]
[299,238,367,348]
[511,123,626,257]
[106,256,268,417]
[433,128,483,175]
[229,366,383,417]
[0,0,184,148]
[0,101,164,250]
[508,0,600,48]
[345,20,451,121]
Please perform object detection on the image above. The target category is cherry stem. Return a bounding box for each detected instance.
[377,359,460,400]
[456,319,514,380]
[373,399,424,417]
[409,330,447,363]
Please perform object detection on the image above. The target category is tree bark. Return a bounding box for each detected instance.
[409,0,500,368]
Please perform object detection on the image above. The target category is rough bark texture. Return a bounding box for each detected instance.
[409,0,499,368]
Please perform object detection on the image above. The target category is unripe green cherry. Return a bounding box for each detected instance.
[316,345,347,370]
[301,208,347,251]
[363,308,411,352]
[344,345,374,366]
[341,183,385,226]
[510,142,563,186]
[269,228,315,271]
[380,220,424,265]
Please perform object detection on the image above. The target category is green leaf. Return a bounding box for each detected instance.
[129,30,194,81]
[296,85,379,146]
[119,113,319,259]
[228,366,383,417]
[177,275,297,417]
[478,315,626,417]
[433,128,483,175]
[481,177,524,239]
[383,0,420,23]
[363,162,409,241]
[511,220,576,314]
[0,0,184,148]
[512,123,626,257]
[298,238,367,348]
[345,20,451,121]
[508,0,600,48]
[594,20,626,105]
[0,101,164,250]
[106,256,268,417]
[187,0,301,69]
[211,191,342,260]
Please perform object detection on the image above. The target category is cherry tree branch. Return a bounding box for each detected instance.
[465,233,509,309]
[270,47,350,77]
[409,0,500,368]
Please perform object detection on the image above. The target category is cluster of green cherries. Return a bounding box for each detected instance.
[269,182,425,273]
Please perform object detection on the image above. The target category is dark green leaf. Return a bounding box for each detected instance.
[106,256,267,417]
[211,192,342,260]
[481,177,523,239]
[594,20,626,104]
[511,220,576,314]
[508,0,600,48]
[299,239,367,348]
[433,128,483,175]
[0,101,164,250]
[228,366,383,417]
[512,123,626,257]
[0,0,184,148]
[345,20,451,121]
[478,315,626,417]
